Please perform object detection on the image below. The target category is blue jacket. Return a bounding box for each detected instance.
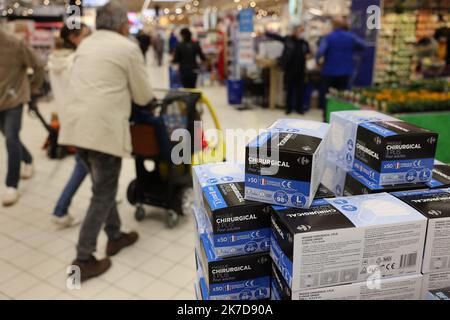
[316,29,366,77]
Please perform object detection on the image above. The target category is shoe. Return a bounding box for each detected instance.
[2,187,19,207]
[52,214,81,229]
[20,163,34,180]
[285,110,292,115]
[71,255,111,282]
[106,231,139,256]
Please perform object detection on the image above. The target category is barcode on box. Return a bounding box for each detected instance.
[399,253,417,269]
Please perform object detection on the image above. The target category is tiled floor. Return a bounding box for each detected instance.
[0,50,321,300]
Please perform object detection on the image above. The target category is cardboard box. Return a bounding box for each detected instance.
[422,270,450,299]
[193,162,245,210]
[193,162,271,257]
[329,110,438,186]
[427,160,450,189]
[195,232,271,300]
[343,170,427,196]
[245,119,330,208]
[293,274,423,300]
[193,162,331,258]
[426,287,450,300]
[322,160,426,197]
[270,193,427,291]
[393,188,450,273]
[272,260,422,300]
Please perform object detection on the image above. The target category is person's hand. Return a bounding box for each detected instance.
[28,95,38,112]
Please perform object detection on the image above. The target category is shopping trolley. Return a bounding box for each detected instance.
[127,89,225,227]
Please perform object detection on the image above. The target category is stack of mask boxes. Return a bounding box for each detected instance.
[269,193,426,300]
[192,162,272,300]
[323,110,438,197]
[392,188,450,299]
[192,114,449,300]
[244,119,331,208]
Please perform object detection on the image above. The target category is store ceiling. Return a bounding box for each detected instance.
[128,0,288,13]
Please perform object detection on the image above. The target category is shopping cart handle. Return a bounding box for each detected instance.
[148,98,163,110]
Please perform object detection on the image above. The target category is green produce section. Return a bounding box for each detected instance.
[326,97,450,163]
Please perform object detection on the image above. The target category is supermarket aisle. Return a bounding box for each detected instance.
[0,53,321,300]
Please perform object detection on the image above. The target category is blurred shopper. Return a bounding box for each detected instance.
[136,29,151,61]
[0,28,44,206]
[266,24,310,115]
[434,26,449,66]
[48,23,91,228]
[316,19,366,119]
[153,31,164,66]
[169,30,178,55]
[173,28,206,88]
[58,1,153,281]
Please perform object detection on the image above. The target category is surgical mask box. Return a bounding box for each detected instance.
[344,170,427,196]
[393,188,450,273]
[271,262,292,300]
[271,260,422,300]
[193,162,271,257]
[270,193,427,292]
[193,162,245,210]
[196,232,271,300]
[245,119,330,208]
[421,270,450,299]
[329,110,438,186]
[426,287,450,300]
[293,274,422,300]
[322,160,426,197]
[427,160,450,189]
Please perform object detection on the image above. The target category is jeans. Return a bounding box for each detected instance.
[0,105,33,188]
[319,75,351,113]
[76,149,122,261]
[53,154,88,217]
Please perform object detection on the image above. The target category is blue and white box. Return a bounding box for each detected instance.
[270,193,427,291]
[422,270,450,299]
[329,110,438,186]
[294,274,423,300]
[426,287,450,300]
[195,232,271,300]
[393,188,450,273]
[245,119,330,208]
[427,160,450,189]
[193,162,271,258]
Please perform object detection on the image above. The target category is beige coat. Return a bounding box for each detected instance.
[0,29,45,112]
[58,30,153,158]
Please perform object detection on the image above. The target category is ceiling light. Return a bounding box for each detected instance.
[175,8,182,14]
[250,2,256,8]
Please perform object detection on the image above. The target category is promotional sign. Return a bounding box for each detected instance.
[238,9,254,66]
[239,8,254,33]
